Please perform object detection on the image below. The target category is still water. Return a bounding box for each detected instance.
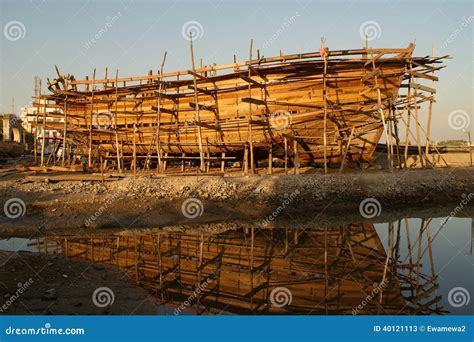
[0,217,472,315]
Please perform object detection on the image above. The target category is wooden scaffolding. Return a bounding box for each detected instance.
[31,42,449,174]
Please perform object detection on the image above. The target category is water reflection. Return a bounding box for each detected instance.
[33,218,473,315]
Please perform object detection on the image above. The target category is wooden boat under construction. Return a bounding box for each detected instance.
[34,42,447,173]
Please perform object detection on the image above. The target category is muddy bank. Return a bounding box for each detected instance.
[0,167,472,235]
[0,250,157,315]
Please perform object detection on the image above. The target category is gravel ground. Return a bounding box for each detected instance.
[0,167,472,235]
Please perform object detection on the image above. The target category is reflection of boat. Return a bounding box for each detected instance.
[38,221,443,315]
[35,43,447,171]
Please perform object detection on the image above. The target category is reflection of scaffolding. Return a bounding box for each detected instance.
[394,218,446,314]
[39,223,442,314]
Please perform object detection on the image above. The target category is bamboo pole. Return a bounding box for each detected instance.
[221,152,226,172]
[322,52,329,173]
[133,123,137,176]
[424,44,436,162]
[62,80,68,166]
[34,78,41,164]
[268,146,272,174]
[189,33,205,172]
[409,62,425,168]
[339,126,355,174]
[156,52,167,174]
[371,52,392,171]
[40,100,47,166]
[247,39,255,175]
[114,69,122,173]
[293,139,298,174]
[88,68,96,168]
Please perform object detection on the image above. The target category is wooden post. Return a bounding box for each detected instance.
[133,123,137,177]
[40,100,47,166]
[322,52,329,174]
[268,146,273,174]
[189,33,205,172]
[403,85,412,168]
[243,146,248,176]
[424,44,436,163]
[247,39,255,175]
[220,152,226,173]
[62,80,68,166]
[34,78,40,164]
[409,62,425,168]
[205,137,211,173]
[156,52,167,174]
[88,68,96,168]
[293,139,298,174]
[392,107,402,169]
[114,69,122,173]
[339,127,355,174]
[181,153,186,172]
[284,137,288,174]
[163,152,168,171]
[371,53,392,171]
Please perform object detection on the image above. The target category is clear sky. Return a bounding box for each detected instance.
[0,0,472,141]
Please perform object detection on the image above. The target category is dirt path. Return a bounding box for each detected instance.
[0,167,472,236]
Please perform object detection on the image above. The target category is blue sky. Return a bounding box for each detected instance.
[0,0,472,140]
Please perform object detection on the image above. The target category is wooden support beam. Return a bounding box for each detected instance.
[189,102,216,111]
[188,70,206,80]
[241,97,322,109]
[153,91,178,102]
[188,85,215,96]
[364,52,385,66]
[361,68,380,83]
[406,70,438,82]
[240,75,263,87]
[339,127,355,174]
[409,83,436,94]
[151,106,176,115]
